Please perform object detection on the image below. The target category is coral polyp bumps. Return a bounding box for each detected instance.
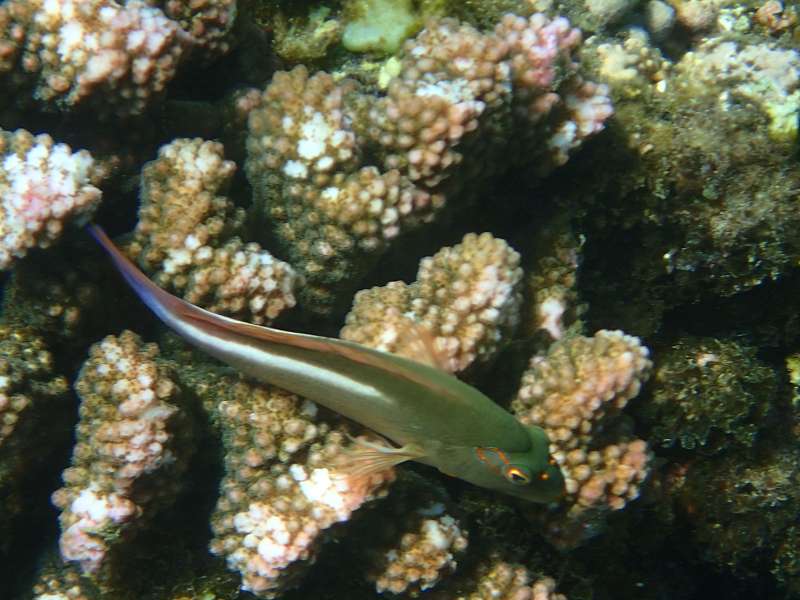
[1,0,798,599]
[244,13,611,314]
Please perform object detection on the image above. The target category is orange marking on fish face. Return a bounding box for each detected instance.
[475,446,510,476]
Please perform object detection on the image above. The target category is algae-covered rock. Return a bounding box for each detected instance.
[564,30,800,335]
[676,442,800,584]
[640,337,777,453]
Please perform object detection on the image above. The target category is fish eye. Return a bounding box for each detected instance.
[504,466,531,485]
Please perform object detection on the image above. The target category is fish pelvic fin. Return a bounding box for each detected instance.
[334,434,427,477]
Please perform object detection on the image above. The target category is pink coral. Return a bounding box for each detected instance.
[202,375,394,597]
[437,557,567,600]
[0,128,107,270]
[0,0,191,116]
[245,13,611,314]
[52,331,190,575]
[497,14,613,167]
[128,138,298,324]
[342,232,522,374]
[513,330,652,548]
[371,513,469,595]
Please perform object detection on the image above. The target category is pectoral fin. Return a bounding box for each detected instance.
[336,435,427,477]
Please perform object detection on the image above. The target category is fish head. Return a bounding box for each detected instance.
[472,425,565,503]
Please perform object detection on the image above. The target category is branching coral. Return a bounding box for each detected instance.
[368,509,469,595]
[245,65,442,314]
[0,128,107,270]
[0,0,191,116]
[1,1,769,597]
[513,330,652,548]
[128,138,298,324]
[372,513,468,594]
[14,219,633,595]
[190,373,394,598]
[52,331,192,577]
[245,13,611,314]
[341,232,523,374]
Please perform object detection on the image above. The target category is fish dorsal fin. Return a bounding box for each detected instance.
[185,308,462,403]
[88,224,460,399]
[334,435,427,477]
[394,317,452,373]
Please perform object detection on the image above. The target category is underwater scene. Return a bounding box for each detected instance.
[0,0,798,598]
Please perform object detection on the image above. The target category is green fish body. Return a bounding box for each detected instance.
[90,225,564,502]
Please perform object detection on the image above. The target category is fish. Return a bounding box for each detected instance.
[88,224,565,503]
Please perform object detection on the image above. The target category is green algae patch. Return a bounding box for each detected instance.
[640,337,777,453]
[342,0,421,54]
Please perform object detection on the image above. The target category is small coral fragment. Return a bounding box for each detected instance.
[439,557,567,600]
[128,138,298,324]
[163,0,237,60]
[370,512,468,594]
[592,29,671,96]
[525,223,584,341]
